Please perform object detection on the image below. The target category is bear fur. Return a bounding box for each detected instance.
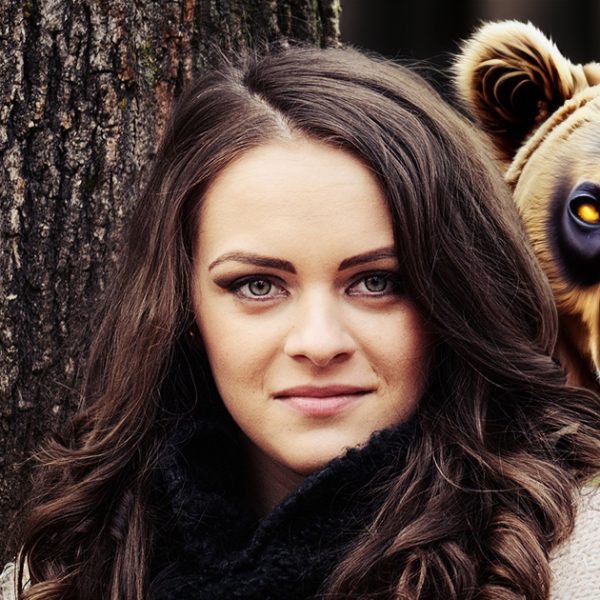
[454,20,600,392]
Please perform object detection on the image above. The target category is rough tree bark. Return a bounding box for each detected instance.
[0,0,341,561]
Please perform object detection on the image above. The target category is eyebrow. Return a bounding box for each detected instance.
[338,247,397,270]
[208,246,397,273]
[208,253,296,272]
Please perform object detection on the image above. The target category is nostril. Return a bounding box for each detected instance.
[568,194,600,230]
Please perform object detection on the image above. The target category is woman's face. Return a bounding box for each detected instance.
[191,138,430,480]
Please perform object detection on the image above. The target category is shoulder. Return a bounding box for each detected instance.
[549,485,600,600]
[0,560,30,600]
[0,563,17,600]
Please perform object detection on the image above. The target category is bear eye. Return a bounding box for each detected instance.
[575,201,600,225]
[570,193,600,227]
[555,181,600,286]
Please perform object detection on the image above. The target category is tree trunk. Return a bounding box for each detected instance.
[0,0,340,562]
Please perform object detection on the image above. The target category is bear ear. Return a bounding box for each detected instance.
[454,20,587,166]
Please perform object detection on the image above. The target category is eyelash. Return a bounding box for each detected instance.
[228,276,288,301]
[347,271,404,297]
[225,271,403,301]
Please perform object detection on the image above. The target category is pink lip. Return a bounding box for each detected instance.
[274,385,372,418]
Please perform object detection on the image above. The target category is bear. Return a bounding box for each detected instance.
[454,20,600,393]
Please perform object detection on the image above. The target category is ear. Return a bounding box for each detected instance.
[454,20,591,166]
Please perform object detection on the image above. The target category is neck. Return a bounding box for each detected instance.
[240,436,306,516]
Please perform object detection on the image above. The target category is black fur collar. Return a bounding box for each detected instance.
[150,408,415,600]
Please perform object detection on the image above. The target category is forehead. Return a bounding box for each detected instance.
[565,121,600,174]
[196,139,394,257]
[515,108,600,212]
[520,105,600,179]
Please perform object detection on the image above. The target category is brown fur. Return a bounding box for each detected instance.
[455,20,600,392]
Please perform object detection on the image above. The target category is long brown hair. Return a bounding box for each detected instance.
[20,46,600,600]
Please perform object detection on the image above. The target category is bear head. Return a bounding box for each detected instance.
[454,20,600,391]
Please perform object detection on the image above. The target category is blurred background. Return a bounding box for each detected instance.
[341,0,599,71]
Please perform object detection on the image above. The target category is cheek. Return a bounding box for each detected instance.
[365,310,431,388]
[363,303,427,348]
[196,303,283,398]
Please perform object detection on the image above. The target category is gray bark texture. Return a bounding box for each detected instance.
[0,0,341,562]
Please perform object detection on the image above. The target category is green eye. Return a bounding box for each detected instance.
[364,275,389,292]
[347,272,402,297]
[224,276,288,302]
[247,280,272,296]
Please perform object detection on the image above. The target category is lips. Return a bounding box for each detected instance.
[274,385,372,418]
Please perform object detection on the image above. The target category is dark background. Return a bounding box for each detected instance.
[341,0,599,72]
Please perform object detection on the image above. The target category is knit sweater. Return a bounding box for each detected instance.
[148,416,416,599]
[547,486,600,599]
[2,415,600,599]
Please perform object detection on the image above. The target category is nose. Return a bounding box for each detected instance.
[283,292,356,367]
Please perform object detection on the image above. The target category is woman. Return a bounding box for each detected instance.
[4,46,600,599]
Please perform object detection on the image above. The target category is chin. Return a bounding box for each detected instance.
[284,435,370,476]
[290,456,336,477]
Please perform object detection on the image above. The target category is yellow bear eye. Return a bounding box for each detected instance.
[576,202,600,224]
